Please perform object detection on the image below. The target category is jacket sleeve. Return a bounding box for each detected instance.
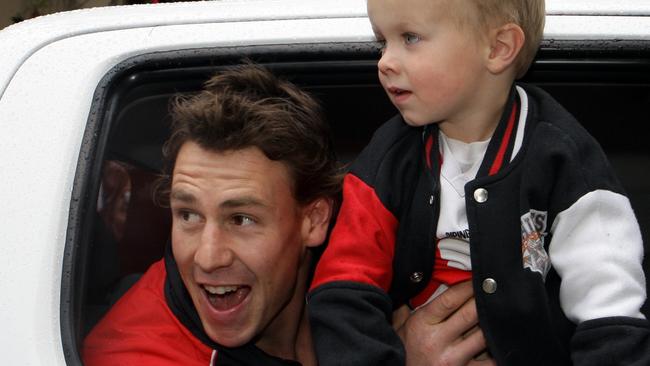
[549,190,646,324]
[549,190,649,365]
[308,173,405,365]
[538,119,649,363]
[570,317,650,366]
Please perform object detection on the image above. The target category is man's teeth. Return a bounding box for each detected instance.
[204,285,239,295]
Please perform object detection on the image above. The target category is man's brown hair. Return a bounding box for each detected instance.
[157,62,342,206]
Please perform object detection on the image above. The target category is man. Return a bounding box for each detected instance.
[83,63,493,365]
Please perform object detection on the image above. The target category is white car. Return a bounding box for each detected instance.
[0,0,648,364]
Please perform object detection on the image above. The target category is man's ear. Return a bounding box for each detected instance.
[486,23,525,75]
[301,197,334,248]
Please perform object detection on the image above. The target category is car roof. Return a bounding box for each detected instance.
[1,0,649,98]
[0,0,368,98]
[547,0,650,16]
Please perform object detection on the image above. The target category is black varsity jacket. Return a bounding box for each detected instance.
[308,84,649,366]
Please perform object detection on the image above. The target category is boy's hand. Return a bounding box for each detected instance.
[395,281,496,366]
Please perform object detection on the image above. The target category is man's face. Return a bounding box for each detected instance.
[170,142,316,350]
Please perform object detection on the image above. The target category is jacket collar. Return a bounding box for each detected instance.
[422,85,526,180]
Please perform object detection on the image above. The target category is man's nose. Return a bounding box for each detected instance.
[194,223,235,272]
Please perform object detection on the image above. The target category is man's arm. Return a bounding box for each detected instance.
[397,282,496,366]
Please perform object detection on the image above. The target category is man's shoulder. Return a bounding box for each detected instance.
[101,259,167,308]
[82,259,213,366]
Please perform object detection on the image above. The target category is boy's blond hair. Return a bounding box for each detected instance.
[454,0,545,78]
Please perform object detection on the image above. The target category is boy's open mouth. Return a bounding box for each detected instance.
[388,86,405,93]
[388,87,411,100]
[203,284,251,311]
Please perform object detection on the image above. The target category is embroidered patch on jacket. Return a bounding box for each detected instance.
[521,209,550,279]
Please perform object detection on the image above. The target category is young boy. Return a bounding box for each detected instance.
[308,1,650,365]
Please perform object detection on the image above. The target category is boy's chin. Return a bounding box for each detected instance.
[402,114,435,127]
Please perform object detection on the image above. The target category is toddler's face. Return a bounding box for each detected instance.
[368,0,491,128]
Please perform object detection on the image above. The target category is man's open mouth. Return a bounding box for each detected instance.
[203,285,251,311]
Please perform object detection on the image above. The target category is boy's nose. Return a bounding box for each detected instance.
[194,224,235,272]
[378,49,398,75]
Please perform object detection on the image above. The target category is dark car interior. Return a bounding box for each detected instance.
[61,42,650,363]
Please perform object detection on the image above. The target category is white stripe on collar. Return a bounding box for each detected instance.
[511,85,529,162]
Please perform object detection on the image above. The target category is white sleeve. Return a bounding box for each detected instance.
[549,189,647,323]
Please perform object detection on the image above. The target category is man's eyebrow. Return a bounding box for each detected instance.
[170,190,197,204]
[220,197,267,209]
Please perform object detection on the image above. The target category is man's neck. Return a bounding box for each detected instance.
[255,255,315,364]
[295,308,316,366]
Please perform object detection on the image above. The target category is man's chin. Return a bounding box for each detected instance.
[196,289,257,348]
[205,324,257,348]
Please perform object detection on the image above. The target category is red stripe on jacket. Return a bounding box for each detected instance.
[410,243,473,308]
[489,101,518,176]
[310,174,398,292]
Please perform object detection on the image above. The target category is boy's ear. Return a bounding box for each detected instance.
[301,197,334,248]
[486,23,525,75]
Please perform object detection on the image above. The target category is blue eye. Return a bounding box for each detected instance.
[404,33,420,44]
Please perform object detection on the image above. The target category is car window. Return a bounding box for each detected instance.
[63,42,650,364]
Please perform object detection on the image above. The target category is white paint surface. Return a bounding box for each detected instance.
[0,0,648,364]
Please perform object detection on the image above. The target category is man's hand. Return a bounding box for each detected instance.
[395,282,496,366]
